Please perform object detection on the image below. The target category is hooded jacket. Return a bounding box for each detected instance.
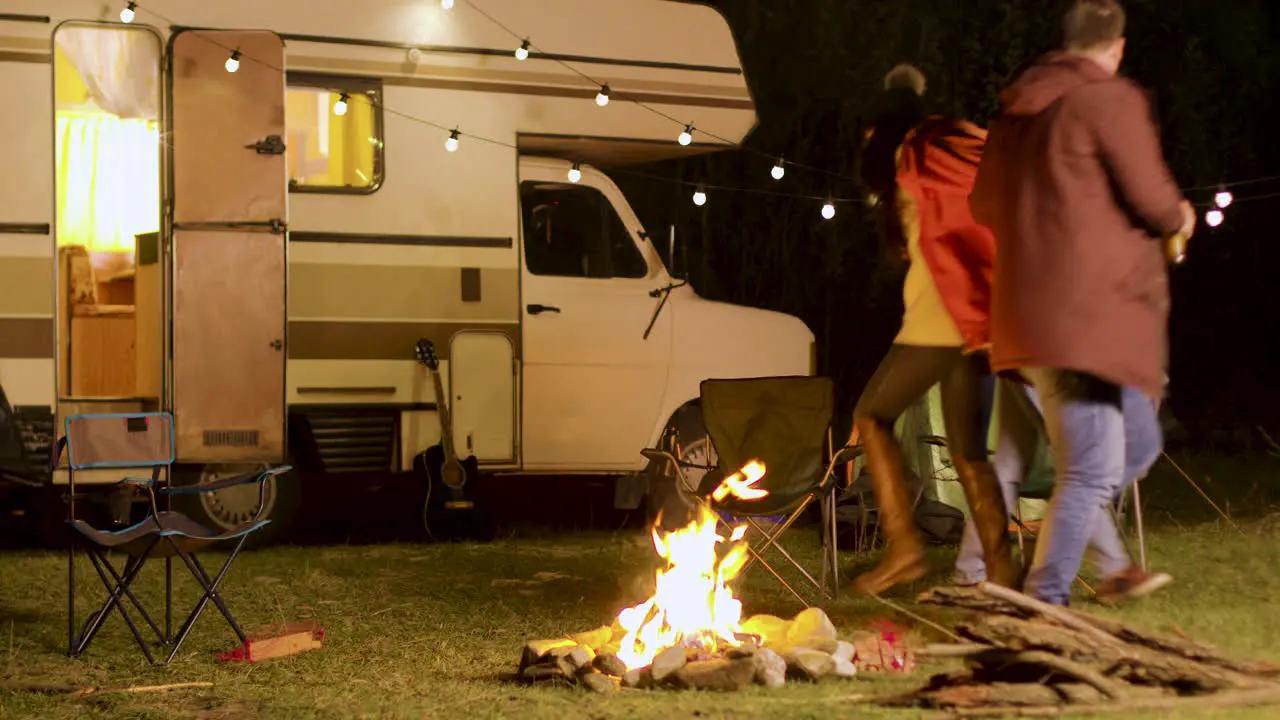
[970,52,1186,400]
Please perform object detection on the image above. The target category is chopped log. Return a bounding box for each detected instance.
[913,682,1064,708]
[915,644,993,658]
[949,685,1280,718]
[1075,612,1280,677]
[1009,650,1129,700]
[976,583,1124,649]
[956,614,1121,663]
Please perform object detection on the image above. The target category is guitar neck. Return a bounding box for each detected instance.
[429,367,458,461]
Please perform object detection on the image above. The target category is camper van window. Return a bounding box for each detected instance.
[520,182,648,279]
[285,73,384,194]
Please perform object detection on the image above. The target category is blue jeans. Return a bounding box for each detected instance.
[954,380,1161,586]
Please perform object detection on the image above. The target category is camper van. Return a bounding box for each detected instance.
[0,0,814,541]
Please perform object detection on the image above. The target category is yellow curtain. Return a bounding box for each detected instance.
[55,112,160,252]
[339,94,376,187]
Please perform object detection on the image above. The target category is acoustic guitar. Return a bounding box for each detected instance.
[414,338,491,542]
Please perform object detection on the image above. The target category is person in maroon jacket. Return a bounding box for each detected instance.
[970,0,1196,606]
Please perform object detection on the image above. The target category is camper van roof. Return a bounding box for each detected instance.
[10,0,757,165]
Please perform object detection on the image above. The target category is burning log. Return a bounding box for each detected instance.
[878,583,1280,717]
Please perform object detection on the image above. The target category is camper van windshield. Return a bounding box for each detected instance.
[520,182,647,280]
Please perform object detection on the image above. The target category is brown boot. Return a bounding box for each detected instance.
[954,460,1019,588]
[852,420,928,595]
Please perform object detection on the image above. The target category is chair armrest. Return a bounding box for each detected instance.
[161,465,292,496]
[115,476,156,489]
[831,445,863,465]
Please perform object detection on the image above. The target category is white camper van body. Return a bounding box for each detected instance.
[0,0,814,534]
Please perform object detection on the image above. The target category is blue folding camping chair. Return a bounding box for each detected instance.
[56,412,290,665]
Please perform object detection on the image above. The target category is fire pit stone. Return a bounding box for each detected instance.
[516,606,915,692]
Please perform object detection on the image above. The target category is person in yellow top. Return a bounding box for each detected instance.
[847,65,1016,596]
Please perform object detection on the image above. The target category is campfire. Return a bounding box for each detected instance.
[518,461,914,692]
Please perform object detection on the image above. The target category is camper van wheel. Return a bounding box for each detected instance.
[171,463,301,547]
[645,404,717,527]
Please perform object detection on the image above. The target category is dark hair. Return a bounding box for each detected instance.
[860,87,924,264]
[1063,0,1126,52]
[860,87,925,200]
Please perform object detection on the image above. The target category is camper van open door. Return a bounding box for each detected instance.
[169,30,287,464]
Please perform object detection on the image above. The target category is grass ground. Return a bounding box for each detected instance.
[1,451,1278,720]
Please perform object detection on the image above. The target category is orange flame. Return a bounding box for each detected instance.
[614,462,767,671]
[711,459,768,502]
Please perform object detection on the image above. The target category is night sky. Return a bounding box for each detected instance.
[616,0,1280,444]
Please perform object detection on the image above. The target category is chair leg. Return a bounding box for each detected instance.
[1131,481,1147,572]
[165,556,173,644]
[164,536,251,666]
[73,544,160,664]
[67,544,75,658]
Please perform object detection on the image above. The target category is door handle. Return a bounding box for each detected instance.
[269,339,283,351]
[527,304,561,315]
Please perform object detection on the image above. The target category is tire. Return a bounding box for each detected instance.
[645,403,717,531]
[171,462,301,548]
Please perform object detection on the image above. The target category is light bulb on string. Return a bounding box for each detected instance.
[333,92,350,116]
[1205,208,1224,228]
[568,162,582,183]
[692,184,707,206]
[771,159,785,180]
[445,128,460,153]
[1215,190,1233,209]
[678,124,694,146]
[595,84,611,107]
[441,0,454,8]
[224,49,241,73]
[515,39,530,60]
[821,199,836,220]
[120,1,136,23]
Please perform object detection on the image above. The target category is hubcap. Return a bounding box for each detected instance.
[197,463,277,531]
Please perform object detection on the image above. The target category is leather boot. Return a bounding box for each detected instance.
[954,459,1019,588]
[852,420,929,595]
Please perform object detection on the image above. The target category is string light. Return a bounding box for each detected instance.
[692,184,707,206]
[135,0,1280,214]
[595,84,611,107]
[333,92,350,116]
[568,162,582,183]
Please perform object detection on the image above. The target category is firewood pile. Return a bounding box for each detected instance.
[516,608,913,693]
[878,583,1280,718]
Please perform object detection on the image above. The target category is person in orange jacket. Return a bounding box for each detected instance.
[847,65,1016,595]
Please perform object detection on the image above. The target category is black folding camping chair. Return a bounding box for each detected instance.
[56,412,290,666]
[642,377,859,605]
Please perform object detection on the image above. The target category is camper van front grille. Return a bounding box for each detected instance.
[203,429,261,448]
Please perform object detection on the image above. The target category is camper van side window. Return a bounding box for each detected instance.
[284,73,384,194]
[520,182,648,279]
